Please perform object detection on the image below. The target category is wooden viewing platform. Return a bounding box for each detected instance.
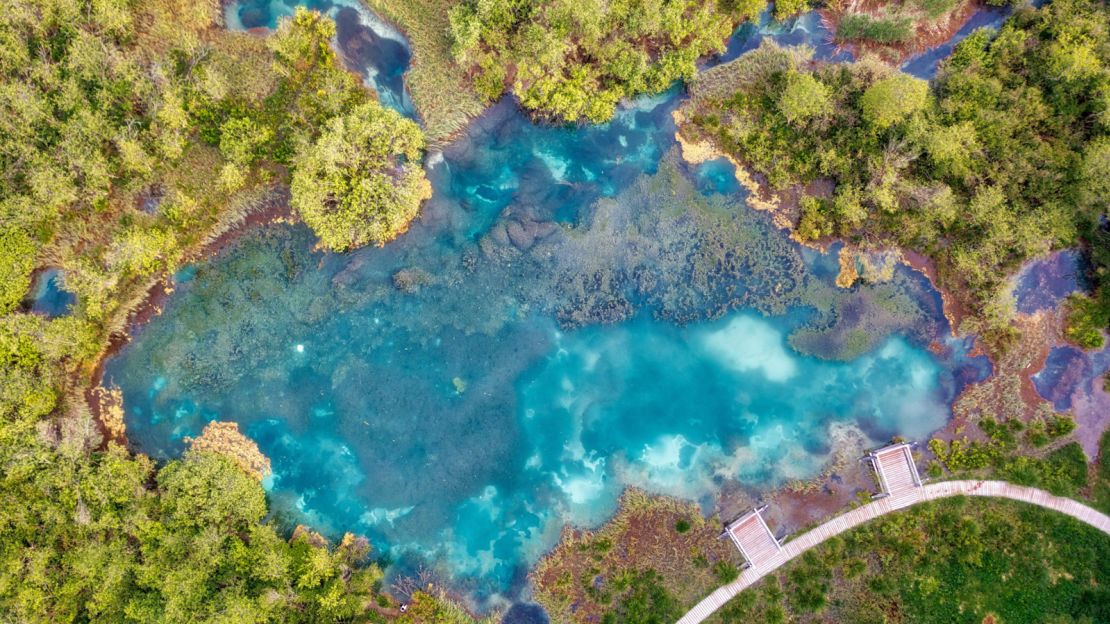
[864,442,923,509]
[676,481,1110,624]
[722,506,781,568]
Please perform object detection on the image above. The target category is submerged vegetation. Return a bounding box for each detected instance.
[679,0,1110,350]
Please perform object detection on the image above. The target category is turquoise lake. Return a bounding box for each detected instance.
[103,3,1000,610]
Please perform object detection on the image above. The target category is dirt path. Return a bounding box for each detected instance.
[677,480,1110,623]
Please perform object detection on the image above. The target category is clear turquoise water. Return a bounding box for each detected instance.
[103,2,998,609]
[29,268,75,318]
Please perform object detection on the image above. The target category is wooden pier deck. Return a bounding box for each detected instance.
[676,481,1110,624]
[723,506,780,567]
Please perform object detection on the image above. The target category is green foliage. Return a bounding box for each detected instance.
[719,497,1110,623]
[713,560,740,583]
[448,0,740,123]
[778,72,832,125]
[1065,293,1108,349]
[0,2,439,622]
[837,14,915,44]
[0,227,35,314]
[774,0,810,21]
[291,102,430,251]
[1092,429,1110,512]
[915,0,959,20]
[600,569,682,624]
[860,74,929,129]
[929,437,997,471]
[675,518,692,533]
[996,443,1089,496]
[0,439,390,622]
[683,0,1110,351]
[1047,413,1078,438]
[932,418,1087,497]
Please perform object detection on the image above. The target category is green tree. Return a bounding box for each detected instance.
[291,102,430,251]
[859,74,929,129]
[0,227,35,314]
[778,71,831,125]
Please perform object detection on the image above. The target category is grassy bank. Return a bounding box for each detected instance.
[363,0,485,142]
[532,490,744,623]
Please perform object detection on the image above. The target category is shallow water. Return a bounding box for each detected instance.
[1012,249,1091,315]
[105,152,987,605]
[107,0,999,610]
[225,0,415,115]
[29,268,75,318]
[901,5,1012,78]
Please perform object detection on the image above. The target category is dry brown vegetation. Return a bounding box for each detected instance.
[532,490,743,623]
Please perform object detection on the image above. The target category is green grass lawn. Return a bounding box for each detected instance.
[712,496,1110,623]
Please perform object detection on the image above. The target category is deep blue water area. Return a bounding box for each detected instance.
[108,0,1000,611]
[1033,346,1092,410]
[29,268,75,318]
[225,0,415,115]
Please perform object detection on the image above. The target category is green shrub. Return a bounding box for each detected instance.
[601,569,681,624]
[290,103,430,252]
[837,14,914,44]
[714,560,740,584]
[1064,293,1108,349]
[859,73,929,129]
[774,0,809,20]
[916,0,958,19]
[0,227,36,315]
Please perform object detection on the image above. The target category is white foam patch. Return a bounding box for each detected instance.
[640,434,690,469]
[332,0,410,48]
[535,149,569,181]
[557,473,605,504]
[701,315,798,382]
[360,505,415,527]
[581,349,601,372]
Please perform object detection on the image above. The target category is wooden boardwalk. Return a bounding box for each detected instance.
[724,506,781,567]
[676,481,1110,624]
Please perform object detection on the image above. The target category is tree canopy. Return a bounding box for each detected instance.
[680,0,1110,348]
[292,103,430,251]
[447,0,747,122]
[0,1,447,621]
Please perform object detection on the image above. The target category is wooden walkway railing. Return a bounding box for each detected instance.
[677,481,1110,624]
